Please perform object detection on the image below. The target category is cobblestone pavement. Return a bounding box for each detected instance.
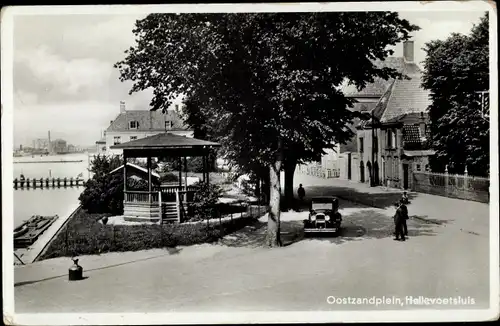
[13,173,492,315]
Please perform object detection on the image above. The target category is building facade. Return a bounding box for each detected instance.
[102,101,194,156]
[300,39,434,190]
[355,48,435,190]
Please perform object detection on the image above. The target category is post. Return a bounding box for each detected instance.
[178,156,182,190]
[444,165,449,196]
[202,154,206,183]
[371,111,375,187]
[206,155,210,185]
[464,165,469,190]
[158,190,163,225]
[176,191,181,223]
[147,156,152,203]
[123,152,127,193]
[184,156,188,203]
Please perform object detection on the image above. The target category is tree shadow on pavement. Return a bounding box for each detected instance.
[218,219,268,248]
[297,185,419,210]
[301,210,444,245]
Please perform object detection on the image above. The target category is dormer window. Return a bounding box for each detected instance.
[129,121,139,129]
[165,121,174,130]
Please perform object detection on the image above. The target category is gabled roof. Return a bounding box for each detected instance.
[106,109,190,132]
[111,132,220,150]
[359,73,431,128]
[109,162,160,179]
[341,57,421,98]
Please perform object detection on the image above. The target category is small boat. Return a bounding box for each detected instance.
[14,223,29,238]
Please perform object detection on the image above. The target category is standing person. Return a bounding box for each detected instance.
[401,191,409,204]
[297,184,306,210]
[393,202,406,241]
[399,200,409,237]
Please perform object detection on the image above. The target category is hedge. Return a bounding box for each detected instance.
[39,207,255,260]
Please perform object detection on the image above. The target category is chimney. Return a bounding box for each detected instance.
[403,39,414,63]
[120,101,126,113]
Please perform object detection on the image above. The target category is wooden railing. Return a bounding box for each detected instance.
[125,191,159,203]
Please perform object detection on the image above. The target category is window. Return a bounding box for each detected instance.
[165,121,174,130]
[113,136,121,145]
[129,121,139,129]
[130,136,138,141]
[387,129,397,149]
[416,164,421,171]
[359,137,364,153]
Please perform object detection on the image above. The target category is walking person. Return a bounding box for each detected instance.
[393,202,406,241]
[399,200,409,237]
[297,184,306,211]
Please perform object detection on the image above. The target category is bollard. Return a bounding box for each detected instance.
[68,257,83,281]
[64,177,67,187]
[40,178,44,188]
[26,178,31,188]
[70,177,74,187]
[46,178,50,187]
[52,178,55,187]
[14,178,18,189]
[57,178,61,188]
[33,178,37,189]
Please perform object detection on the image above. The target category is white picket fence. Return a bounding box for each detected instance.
[298,164,340,179]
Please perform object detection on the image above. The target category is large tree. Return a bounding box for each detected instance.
[422,13,489,176]
[115,12,418,247]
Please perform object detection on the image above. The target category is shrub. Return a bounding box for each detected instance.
[160,172,179,184]
[79,155,149,215]
[190,182,224,221]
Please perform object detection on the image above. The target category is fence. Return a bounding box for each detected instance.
[298,164,340,179]
[412,171,489,203]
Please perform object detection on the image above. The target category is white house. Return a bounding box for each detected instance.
[102,101,194,156]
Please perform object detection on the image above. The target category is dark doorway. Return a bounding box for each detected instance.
[360,161,365,183]
[347,153,352,180]
[374,161,379,185]
[403,164,409,190]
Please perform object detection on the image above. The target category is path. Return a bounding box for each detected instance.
[12,172,494,317]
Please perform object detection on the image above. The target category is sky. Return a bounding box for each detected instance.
[11,9,487,147]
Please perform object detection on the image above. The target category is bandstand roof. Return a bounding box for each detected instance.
[110,132,220,157]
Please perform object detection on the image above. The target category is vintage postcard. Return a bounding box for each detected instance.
[1,1,498,324]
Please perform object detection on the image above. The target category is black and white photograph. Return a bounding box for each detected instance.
[1,1,498,324]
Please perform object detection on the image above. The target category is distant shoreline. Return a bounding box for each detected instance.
[14,160,84,164]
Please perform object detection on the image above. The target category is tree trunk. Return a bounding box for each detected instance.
[255,176,261,201]
[283,158,297,211]
[267,161,282,247]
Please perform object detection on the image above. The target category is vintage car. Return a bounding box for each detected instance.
[303,196,342,235]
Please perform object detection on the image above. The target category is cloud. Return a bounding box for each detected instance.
[14,90,39,107]
[15,45,114,96]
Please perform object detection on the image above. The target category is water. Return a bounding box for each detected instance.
[13,153,92,229]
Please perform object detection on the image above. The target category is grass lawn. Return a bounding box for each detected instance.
[39,206,255,261]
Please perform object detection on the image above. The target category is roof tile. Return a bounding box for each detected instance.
[106,109,190,132]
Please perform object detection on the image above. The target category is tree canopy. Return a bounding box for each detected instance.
[115,12,419,246]
[422,13,489,176]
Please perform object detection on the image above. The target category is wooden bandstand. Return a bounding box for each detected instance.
[111,132,220,224]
